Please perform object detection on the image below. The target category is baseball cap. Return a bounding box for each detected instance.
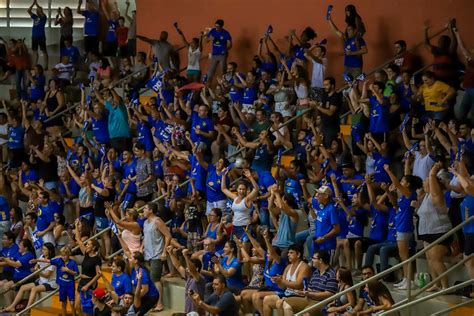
[316,185,333,196]
[93,288,106,299]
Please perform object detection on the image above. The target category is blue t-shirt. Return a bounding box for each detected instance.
[242,86,257,105]
[387,207,397,242]
[13,252,35,280]
[105,101,130,138]
[373,152,391,183]
[121,160,137,193]
[31,14,46,38]
[344,37,365,68]
[37,202,55,232]
[257,171,276,208]
[82,10,100,36]
[395,192,417,233]
[106,19,118,43]
[60,46,81,64]
[347,208,367,237]
[220,256,244,288]
[0,196,9,221]
[188,154,206,193]
[50,257,79,286]
[340,173,364,201]
[263,256,286,291]
[30,75,45,101]
[91,113,110,144]
[369,96,389,134]
[131,268,159,297]
[252,145,272,172]
[314,202,339,250]
[208,28,232,56]
[191,111,214,146]
[8,126,25,149]
[336,207,349,238]
[1,244,19,273]
[369,206,388,242]
[460,195,474,234]
[285,174,304,206]
[111,272,132,297]
[206,165,227,202]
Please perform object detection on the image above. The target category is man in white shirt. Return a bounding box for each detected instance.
[54,55,74,85]
[305,45,328,102]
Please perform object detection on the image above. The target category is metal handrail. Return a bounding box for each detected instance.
[16,275,81,316]
[226,107,313,160]
[379,279,474,315]
[430,298,474,316]
[44,65,152,123]
[391,254,473,309]
[295,216,474,315]
[8,226,113,290]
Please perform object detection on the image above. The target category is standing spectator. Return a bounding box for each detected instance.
[416,71,456,121]
[190,275,239,316]
[116,17,130,58]
[27,0,48,69]
[12,40,30,100]
[60,40,81,65]
[206,19,232,81]
[328,17,367,78]
[394,40,416,74]
[54,7,74,49]
[452,26,474,124]
[0,231,19,282]
[137,32,174,71]
[142,203,171,313]
[125,0,136,57]
[2,103,25,169]
[77,0,101,55]
[175,25,203,82]
[315,77,342,147]
[134,143,154,202]
[94,87,131,152]
[402,123,435,180]
[313,185,340,257]
[28,64,46,102]
[304,44,327,102]
[101,0,119,58]
[130,252,160,315]
[42,79,65,133]
[41,246,79,316]
[36,191,56,245]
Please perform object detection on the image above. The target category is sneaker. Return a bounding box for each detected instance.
[394,278,406,287]
[398,280,416,290]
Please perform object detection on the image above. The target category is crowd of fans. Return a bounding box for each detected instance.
[0,1,472,315]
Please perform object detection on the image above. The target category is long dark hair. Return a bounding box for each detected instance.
[20,239,36,258]
[226,240,238,257]
[345,4,361,25]
[367,280,395,305]
[43,242,56,259]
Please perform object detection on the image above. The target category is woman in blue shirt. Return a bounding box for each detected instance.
[130,252,159,315]
[384,164,422,289]
[213,240,244,293]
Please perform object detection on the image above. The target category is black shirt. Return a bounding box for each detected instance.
[79,253,102,287]
[320,91,342,133]
[93,305,111,316]
[36,155,59,182]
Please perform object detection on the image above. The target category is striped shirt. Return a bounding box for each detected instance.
[308,267,338,294]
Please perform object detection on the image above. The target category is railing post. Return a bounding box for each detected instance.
[407,259,412,316]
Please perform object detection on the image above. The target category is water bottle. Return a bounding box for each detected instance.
[418,272,425,288]
[423,273,430,285]
[302,277,308,291]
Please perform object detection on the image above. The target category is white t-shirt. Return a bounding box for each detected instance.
[413,151,435,180]
[187,46,201,71]
[0,123,8,145]
[311,58,327,88]
[38,256,57,288]
[55,63,74,81]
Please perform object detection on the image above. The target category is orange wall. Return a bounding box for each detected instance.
[137,0,474,83]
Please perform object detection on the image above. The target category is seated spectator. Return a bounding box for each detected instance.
[60,39,81,65]
[416,70,456,121]
[54,55,75,86]
[189,274,238,316]
[364,280,397,314]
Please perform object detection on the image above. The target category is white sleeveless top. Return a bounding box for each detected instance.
[187,47,201,71]
[232,197,253,226]
[284,261,304,296]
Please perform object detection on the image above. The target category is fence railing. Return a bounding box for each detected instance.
[295,216,474,316]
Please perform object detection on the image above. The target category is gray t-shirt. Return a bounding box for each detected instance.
[185,273,206,314]
[152,41,173,70]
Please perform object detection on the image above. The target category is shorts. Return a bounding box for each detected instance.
[32,37,46,51]
[95,216,109,232]
[84,36,99,54]
[419,233,452,246]
[59,283,75,302]
[187,69,200,77]
[275,101,292,118]
[464,233,474,255]
[396,232,414,242]
[103,41,118,57]
[118,45,129,58]
[0,270,13,281]
[34,280,56,291]
[206,200,227,216]
[348,236,372,252]
[148,259,163,282]
[232,225,249,242]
